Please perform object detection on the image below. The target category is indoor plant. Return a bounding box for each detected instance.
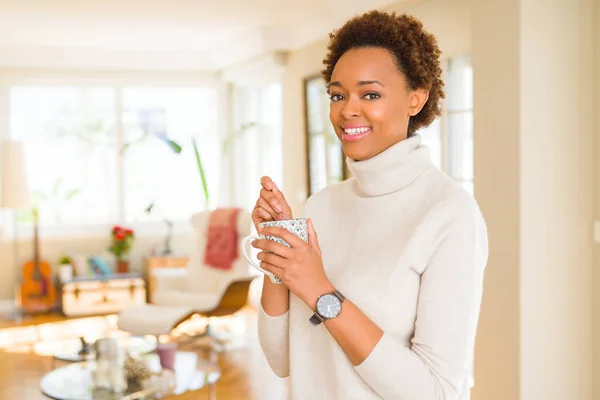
[108,226,135,273]
[58,255,74,282]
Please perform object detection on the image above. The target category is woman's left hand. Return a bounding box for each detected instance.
[251,219,334,309]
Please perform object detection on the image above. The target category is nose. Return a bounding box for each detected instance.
[340,96,361,120]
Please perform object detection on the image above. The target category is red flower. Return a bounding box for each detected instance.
[108,225,135,260]
[111,225,134,241]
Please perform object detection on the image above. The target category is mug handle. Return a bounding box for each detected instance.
[240,236,283,284]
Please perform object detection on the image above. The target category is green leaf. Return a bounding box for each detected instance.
[31,190,48,202]
[145,202,155,214]
[158,136,182,154]
[15,209,34,223]
[64,189,81,201]
[52,175,64,197]
[222,122,257,153]
[192,138,210,206]
[120,142,131,155]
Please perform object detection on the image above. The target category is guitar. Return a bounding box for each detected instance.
[20,207,56,313]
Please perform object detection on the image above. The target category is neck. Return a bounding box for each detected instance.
[345,135,432,196]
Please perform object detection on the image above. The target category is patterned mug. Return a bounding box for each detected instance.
[240,218,308,284]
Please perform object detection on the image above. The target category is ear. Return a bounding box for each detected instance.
[408,88,429,117]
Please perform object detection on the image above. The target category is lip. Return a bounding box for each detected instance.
[340,125,372,142]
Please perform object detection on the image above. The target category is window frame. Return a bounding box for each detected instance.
[434,55,474,195]
[229,81,284,212]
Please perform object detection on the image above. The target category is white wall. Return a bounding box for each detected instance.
[0,68,220,86]
[473,0,595,399]
[594,0,600,396]
[470,0,521,397]
[386,0,471,58]
[519,0,594,397]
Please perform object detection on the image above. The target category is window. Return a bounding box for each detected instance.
[120,88,219,223]
[304,75,345,197]
[445,55,474,195]
[10,87,119,226]
[9,85,220,229]
[419,55,474,195]
[230,82,283,212]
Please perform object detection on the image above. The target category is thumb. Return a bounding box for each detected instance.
[307,218,321,252]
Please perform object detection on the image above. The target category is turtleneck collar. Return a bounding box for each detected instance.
[346,134,433,197]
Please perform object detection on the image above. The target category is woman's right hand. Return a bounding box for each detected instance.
[254,176,292,314]
[252,176,293,232]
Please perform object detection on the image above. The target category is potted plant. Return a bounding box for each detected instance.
[58,255,74,282]
[108,226,135,273]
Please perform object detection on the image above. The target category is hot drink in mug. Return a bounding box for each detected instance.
[240,218,308,284]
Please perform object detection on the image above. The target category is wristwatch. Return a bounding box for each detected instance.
[309,290,345,326]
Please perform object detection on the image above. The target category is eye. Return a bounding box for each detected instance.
[329,93,344,102]
[363,92,381,100]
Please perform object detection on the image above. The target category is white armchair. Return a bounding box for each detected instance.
[117,208,258,338]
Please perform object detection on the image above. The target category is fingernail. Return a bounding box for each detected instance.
[273,202,282,213]
[272,182,279,192]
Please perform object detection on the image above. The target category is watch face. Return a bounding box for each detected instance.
[317,294,341,319]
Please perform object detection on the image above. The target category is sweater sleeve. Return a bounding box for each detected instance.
[258,301,290,378]
[354,196,488,399]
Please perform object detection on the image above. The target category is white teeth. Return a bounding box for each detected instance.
[343,127,370,135]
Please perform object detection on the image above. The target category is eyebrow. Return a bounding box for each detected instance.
[328,80,385,90]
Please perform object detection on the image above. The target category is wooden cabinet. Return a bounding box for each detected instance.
[145,256,189,303]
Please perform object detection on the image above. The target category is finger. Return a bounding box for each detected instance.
[269,184,292,219]
[256,197,278,220]
[260,178,290,215]
[271,180,282,196]
[257,251,287,269]
[260,188,284,214]
[252,204,272,223]
[260,226,307,249]
[260,261,285,277]
[307,218,321,252]
[260,176,275,191]
[251,238,294,258]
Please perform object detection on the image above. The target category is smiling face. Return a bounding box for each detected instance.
[328,47,429,161]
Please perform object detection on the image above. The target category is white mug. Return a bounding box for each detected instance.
[240,218,308,284]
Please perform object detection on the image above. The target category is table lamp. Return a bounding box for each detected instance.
[0,139,31,321]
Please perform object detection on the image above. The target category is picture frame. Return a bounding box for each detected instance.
[303,74,348,197]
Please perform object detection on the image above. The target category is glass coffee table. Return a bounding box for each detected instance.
[51,336,157,368]
[40,351,220,400]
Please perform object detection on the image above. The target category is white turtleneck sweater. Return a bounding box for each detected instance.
[258,135,488,400]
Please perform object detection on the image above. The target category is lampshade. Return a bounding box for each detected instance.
[0,140,30,209]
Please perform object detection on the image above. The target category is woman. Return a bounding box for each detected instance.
[251,10,488,400]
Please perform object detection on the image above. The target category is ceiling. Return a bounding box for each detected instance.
[0,0,409,71]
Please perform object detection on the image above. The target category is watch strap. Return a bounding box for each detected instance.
[309,313,324,326]
[333,290,345,302]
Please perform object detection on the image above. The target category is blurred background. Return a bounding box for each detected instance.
[0,0,597,399]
